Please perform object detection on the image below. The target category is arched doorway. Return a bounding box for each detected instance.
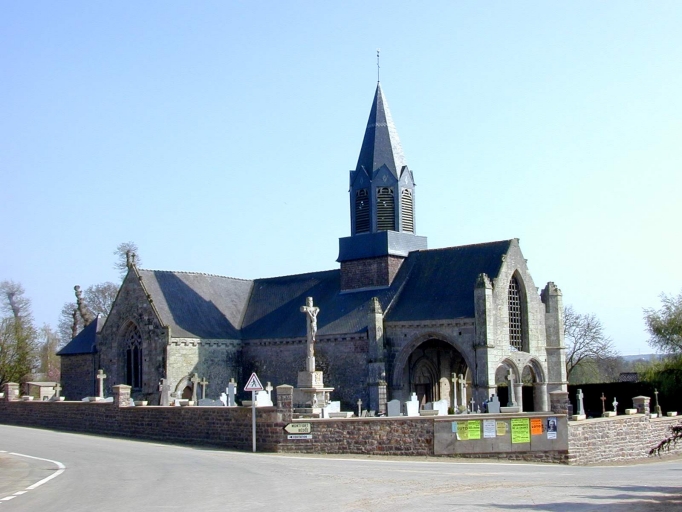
[494,360,520,408]
[521,365,536,412]
[403,338,468,409]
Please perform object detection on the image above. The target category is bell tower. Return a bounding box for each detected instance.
[338,84,428,290]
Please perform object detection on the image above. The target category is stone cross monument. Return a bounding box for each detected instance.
[97,369,107,399]
[300,296,320,373]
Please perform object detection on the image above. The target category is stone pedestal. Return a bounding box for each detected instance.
[2,382,19,402]
[632,396,651,416]
[549,390,573,417]
[112,384,132,407]
[294,370,334,414]
[533,382,549,412]
[276,385,294,423]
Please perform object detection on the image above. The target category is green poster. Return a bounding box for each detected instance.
[456,421,469,440]
[511,418,530,444]
[467,420,481,440]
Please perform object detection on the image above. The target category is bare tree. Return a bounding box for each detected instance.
[114,241,141,279]
[564,305,618,381]
[57,282,118,345]
[645,291,682,355]
[38,324,61,382]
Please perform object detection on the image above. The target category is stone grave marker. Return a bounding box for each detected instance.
[487,395,501,414]
[387,399,402,417]
[405,393,419,417]
[227,378,238,407]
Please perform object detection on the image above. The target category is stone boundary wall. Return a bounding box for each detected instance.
[567,414,682,465]
[0,402,283,451]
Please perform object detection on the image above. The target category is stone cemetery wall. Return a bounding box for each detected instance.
[0,401,283,451]
[567,415,682,465]
[567,382,681,417]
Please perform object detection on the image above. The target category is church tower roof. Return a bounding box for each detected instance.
[355,83,406,178]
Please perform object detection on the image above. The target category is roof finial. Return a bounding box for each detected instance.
[376,49,381,83]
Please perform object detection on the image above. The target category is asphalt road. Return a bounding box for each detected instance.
[1,424,681,511]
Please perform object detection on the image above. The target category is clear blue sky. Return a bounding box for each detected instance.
[2,2,681,355]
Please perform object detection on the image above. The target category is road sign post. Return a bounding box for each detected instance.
[244,372,264,453]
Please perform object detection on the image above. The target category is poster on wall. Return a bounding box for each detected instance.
[530,418,543,436]
[496,421,508,436]
[468,420,481,440]
[455,421,469,440]
[511,418,530,443]
[547,417,558,440]
[483,419,496,438]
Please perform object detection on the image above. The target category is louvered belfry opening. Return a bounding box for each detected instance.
[376,187,395,231]
[508,276,523,350]
[400,188,414,233]
[354,188,370,233]
[124,323,143,389]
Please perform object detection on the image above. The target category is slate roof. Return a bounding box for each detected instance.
[355,83,406,178]
[138,270,253,339]
[132,240,512,340]
[57,316,101,356]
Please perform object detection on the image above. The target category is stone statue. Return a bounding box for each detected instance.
[300,297,320,373]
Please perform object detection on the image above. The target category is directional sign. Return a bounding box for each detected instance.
[244,372,263,392]
[284,423,311,434]
[287,434,312,440]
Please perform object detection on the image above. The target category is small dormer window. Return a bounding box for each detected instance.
[377,187,395,231]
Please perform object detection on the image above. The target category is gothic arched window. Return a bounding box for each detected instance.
[123,323,143,389]
[376,187,395,231]
[354,189,370,233]
[508,276,524,351]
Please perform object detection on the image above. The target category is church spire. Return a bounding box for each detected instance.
[355,83,406,178]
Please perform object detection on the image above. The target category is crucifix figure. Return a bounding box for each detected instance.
[199,377,209,400]
[600,392,606,415]
[576,389,585,416]
[612,397,618,414]
[506,369,516,407]
[96,369,107,399]
[190,373,200,404]
[54,383,62,399]
[451,373,458,412]
[300,297,320,373]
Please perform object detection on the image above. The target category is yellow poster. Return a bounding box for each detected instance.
[530,418,543,436]
[496,421,508,436]
[467,420,481,440]
[456,421,469,440]
[511,418,530,444]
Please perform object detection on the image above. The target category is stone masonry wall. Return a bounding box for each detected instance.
[340,255,404,290]
[568,415,682,465]
[0,401,283,451]
[60,354,96,400]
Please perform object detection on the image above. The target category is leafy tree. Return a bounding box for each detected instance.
[0,281,39,385]
[644,291,682,355]
[114,241,141,279]
[564,305,618,382]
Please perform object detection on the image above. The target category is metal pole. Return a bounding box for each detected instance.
[252,390,256,452]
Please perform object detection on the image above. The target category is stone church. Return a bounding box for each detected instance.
[59,83,567,412]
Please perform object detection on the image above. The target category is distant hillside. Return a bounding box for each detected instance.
[620,353,660,362]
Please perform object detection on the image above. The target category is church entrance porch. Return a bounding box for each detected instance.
[401,338,468,411]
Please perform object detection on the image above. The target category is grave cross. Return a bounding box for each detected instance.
[357,398,362,417]
[159,378,171,407]
[469,397,476,413]
[199,377,209,400]
[97,369,107,399]
[506,369,516,407]
[654,389,663,416]
[300,297,320,373]
[265,382,273,400]
[612,397,618,413]
[576,389,585,416]
[190,373,200,404]
[54,383,62,399]
[600,392,606,415]
[227,378,237,407]
[451,373,458,411]
[458,373,465,410]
